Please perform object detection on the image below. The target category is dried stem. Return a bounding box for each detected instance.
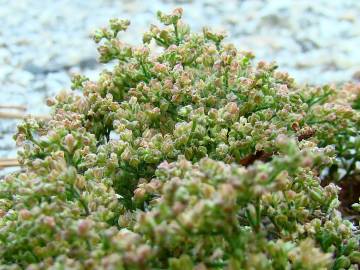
[0,111,50,120]
[0,105,27,111]
[0,158,19,168]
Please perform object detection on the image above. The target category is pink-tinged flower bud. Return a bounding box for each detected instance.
[173,63,183,73]
[172,8,183,18]
[75,175,86,190]
[64,134,76,153]
[301,157,313,167]
[226,102,239,115]
[133,188,146,201]
[43,216,56,228]
[118,212,133,228]
[172,201,186,215]
[56,89,69,103]
[153,63,167,73]
[15,133,26,146]
[78,219,92,236]
[19,209,32,220]
[136,245,152,264]
[46,98,56,107]
[275,134,288,148]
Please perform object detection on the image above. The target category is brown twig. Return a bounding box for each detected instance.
[0,158,19,168]
[0,105,27,111]
[239,151,273,166]
[0,111,50,120]
[239,131,317,167]
[297,128,316,142]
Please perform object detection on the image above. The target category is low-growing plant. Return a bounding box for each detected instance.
[0,8,359,270]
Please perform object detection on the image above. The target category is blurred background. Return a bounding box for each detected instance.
[1,0,360,173]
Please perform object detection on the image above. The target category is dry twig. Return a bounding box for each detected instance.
[0,158,19,168]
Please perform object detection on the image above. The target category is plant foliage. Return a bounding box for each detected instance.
[0,8,359,270]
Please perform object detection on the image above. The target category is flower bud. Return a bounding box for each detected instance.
[78,219,92,236]
[133,188,146,201]
[43,216,56,228]
[64,134,76,153]
[19,209,32,220]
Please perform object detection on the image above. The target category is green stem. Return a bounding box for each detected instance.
[186,119,197,144]
[173,23,180,45]
[224,67,229,90]
[70,185,90,216]
[153,36,167,47]
[215,41,221,51]
[140,61,151,81]
[307,91,332,108]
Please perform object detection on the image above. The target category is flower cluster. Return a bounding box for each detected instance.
[0,8,359,269]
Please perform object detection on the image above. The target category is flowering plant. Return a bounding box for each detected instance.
[0,8,359,269]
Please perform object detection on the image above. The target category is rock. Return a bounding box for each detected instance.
[9,70,34,86]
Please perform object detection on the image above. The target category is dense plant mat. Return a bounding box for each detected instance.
[0,9,359,270]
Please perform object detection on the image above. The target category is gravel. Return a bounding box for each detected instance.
[1,0,360,173]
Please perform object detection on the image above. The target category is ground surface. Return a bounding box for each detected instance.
[1,0,360,174]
